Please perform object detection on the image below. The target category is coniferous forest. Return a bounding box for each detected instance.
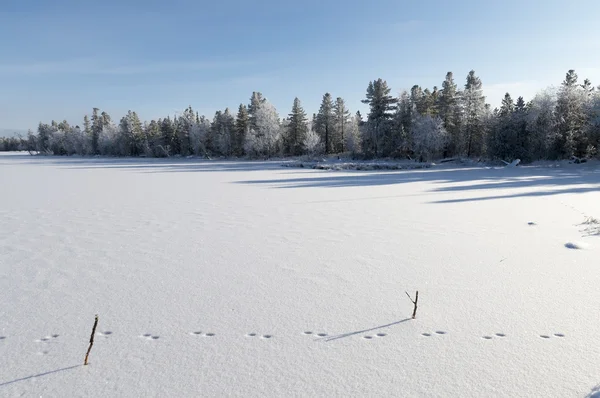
[2,69,600,163]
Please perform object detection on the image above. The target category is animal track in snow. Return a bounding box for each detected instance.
[246,333,257,337]
[376,333,387,337]
[422,331,447,337]
[528,222,537,226]
[565,242,582,250]
[97,331,112,337]
[190,332,215,337]
[140,334,160,340]
[35,334,59,343]
[482,333,506,340]
[303,331,313,335]
[261,335,272,339]
[539,333,565,339]
[363,336,373,339]
[316,333,328,337]
[0,336,6,340]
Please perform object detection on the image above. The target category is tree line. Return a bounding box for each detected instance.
[2,69,599,163]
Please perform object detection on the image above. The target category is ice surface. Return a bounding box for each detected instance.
[1,153,600,397]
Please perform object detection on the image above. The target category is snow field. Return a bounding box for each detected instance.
[1,153,600,397]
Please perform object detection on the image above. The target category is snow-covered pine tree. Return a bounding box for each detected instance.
[118,110,143,156]
[333,97,351,153]
[393,91,413,157]
[462,70,486,157]
[554,70,588,158]
[437,72,461,156]
[245,100,281,157]
[526,89,556,160]
[248,92,266,132]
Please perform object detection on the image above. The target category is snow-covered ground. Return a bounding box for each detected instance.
[1,152,600,397]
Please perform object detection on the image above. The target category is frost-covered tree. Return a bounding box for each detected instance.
[553,70,588,158]
[285,97,308,155]
[303,126,322,156]
[585,89,600,158]
[361,78,397,156]
[526,89,556,160]
[245,100,281,157]
[219,108,236,156]
[411,114,448,161]
[248,92,266,132]
[333,97,351,152]
[437,72,461,156]
[462,70,486,157]
[118,110,143,156]
[176,106,197,156]
[345,113,362,155]
[392,91,413,157]
[98,121,119,155]
[315,93,335,154]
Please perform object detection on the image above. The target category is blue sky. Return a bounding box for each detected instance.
[1,0,600,133]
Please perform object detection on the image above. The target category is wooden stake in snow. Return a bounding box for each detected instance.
[84,315,99,366]
[405,291,419,319]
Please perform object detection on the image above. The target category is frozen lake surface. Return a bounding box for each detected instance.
[1,153,600,397]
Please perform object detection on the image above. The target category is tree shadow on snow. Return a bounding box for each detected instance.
[12,155,286,173]
[586,385,600,398]
[0,365,81,387]
[236,165,600,204]
[321,318,412,342]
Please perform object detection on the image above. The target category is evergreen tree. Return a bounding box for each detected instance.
[554,69,588,158]
[285,97,308,155]
[160,117,176,156]
[83,115,91,136]
[234,104,249,156]
[208,111,223,154]
[437,72,460,156]
[333,97,351,152]
[513,96,529,161]
[118,110,143,156]
[462,70,487,157]
[393,91,413,156]
[219,108,236,156]
[90,108,102,154]
[527,90,556,160]
[361,78,397,156]
[315,93,335,154]
[245,100,281,157]
[248,92,266,131]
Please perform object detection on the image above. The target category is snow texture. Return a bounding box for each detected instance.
[1,153,600,397]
